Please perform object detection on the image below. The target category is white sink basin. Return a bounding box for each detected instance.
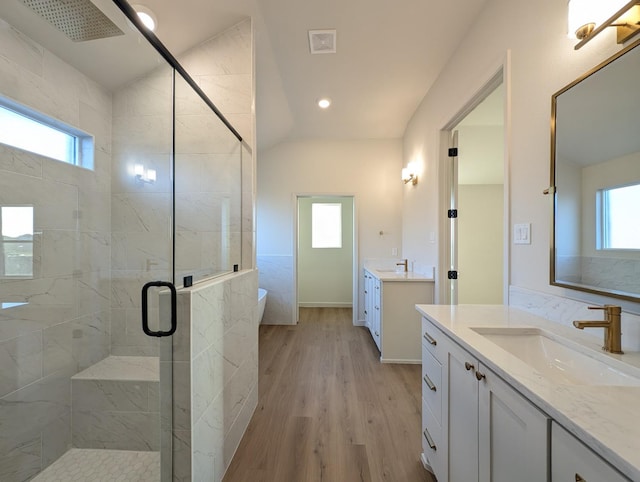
[471,327,640,386]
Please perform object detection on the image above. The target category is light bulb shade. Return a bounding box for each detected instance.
[147,169,156,182]
[134,164,144,176]
[568,0,629,38]
[401,162,418,184]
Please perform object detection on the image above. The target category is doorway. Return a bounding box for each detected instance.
[295,195,356,323]
[441,70,508,304]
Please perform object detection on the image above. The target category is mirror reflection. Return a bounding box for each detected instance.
[552,39,640,300]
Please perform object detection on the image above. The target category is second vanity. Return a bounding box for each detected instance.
[416,304,640,482]
[363,267,434,363]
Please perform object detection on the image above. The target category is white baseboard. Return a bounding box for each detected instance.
[298,302,352,308]
[380,358,421,364]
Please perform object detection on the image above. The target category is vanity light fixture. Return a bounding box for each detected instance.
[134,164,156,185]
[317,98,331,109]
[132,5,157,32]
[402,162,418,185]
[569,0,640,50]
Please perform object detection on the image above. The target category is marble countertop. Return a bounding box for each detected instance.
[366,268,434,282]
[415,304,640,481]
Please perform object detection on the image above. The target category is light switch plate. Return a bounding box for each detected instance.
[514,223,531,244]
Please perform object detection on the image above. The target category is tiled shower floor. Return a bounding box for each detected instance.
[31,449,160,481]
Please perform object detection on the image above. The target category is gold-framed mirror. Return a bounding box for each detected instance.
[550,38,640,301]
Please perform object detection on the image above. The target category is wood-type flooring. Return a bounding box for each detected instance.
[224,307,436,482]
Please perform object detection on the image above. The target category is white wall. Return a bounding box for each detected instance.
[257,139,403,324]
[297,196,353,307]
[402,0,640,315]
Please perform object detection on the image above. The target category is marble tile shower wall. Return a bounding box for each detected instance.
[173,76,242,284]
[178,19,254,274]
[168,269,258,482]
[111,65,174,357]
[0,23,112,481]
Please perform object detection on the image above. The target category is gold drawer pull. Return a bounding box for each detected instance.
[423,374,437,391]
[475,371,486,381]
[575,475,586,482]
[464,361,475,371]
[423,332,437,346]
[423,428,436,450]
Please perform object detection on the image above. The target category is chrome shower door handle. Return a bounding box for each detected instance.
[141,281,177,337]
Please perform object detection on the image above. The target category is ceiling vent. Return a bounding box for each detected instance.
[19,0,124,42]
[308,29,336,54]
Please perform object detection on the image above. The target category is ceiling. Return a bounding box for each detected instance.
[1,0,489,150]
[135,0,489,150]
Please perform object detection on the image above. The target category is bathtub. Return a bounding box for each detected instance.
[258,288,268,324]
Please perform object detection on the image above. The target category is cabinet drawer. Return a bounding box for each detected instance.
[422,398,444,482]
[551,423,630,482]
[422,317,446,362]
[422,347,442,424]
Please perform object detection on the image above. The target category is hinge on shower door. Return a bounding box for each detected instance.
[448,147,458,157]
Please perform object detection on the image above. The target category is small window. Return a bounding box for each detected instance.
[312,203,342,248]
[0,98,93,169]
[1,206,34,278]
[598,183,640,250]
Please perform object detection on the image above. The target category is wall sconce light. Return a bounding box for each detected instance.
[569,0,640,50]
[134,164,156,185]
[402,162,418,185]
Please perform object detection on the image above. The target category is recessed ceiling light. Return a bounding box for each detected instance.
[132,5,157,31]
[318,98,331,109]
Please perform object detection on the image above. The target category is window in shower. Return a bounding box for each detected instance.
[312,202,342,248]
[0,206,34,278]
[0,98,94,169]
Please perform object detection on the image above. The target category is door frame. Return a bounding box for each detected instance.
[293,193,358,325]
[438,53,512,305]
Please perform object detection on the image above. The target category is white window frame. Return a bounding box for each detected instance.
[597,182,640,251]
[0,97,94,169]
[0,205,35,279]
[312,202,342,249]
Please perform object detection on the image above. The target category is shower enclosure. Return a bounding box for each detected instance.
[0,0,245,480]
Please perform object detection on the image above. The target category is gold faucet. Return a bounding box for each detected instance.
[573,305,623,354]
[396,259,408,272]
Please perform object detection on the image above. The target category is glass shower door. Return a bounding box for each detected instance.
[111,62,176,481]
[173,73,243,285]
[0,1,176,480]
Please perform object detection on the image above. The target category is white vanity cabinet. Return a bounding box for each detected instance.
[477,361,549,482]
[552,423,630,482]
[422,318,549,482]
[363,271,381,350]
[363,269,433,362]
